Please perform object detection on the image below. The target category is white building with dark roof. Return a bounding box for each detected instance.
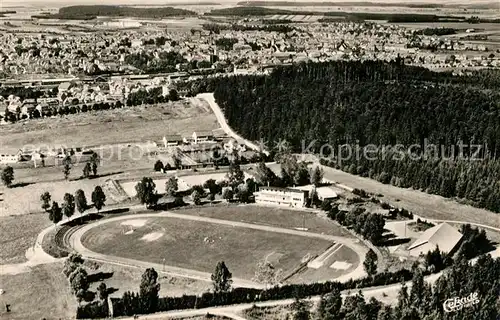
[255,186,309,208]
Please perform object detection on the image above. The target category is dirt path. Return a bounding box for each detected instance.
[68,211,368,287]
[197,93,268,155]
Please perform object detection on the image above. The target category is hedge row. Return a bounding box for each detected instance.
[77,268,414,318]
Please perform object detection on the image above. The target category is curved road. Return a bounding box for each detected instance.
[68,211,369,289]
[197,93,269,155]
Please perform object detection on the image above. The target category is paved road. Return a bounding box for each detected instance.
[68,211,368,288]
[197,93,268,155]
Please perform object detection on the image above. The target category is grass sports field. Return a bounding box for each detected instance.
[81,215,336,281]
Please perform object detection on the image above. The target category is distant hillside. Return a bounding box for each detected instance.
[466,2,500,10]
[121,2,221,6]
[205,6,299,16]
[35,5,198,19]
[237,1,445,8]
[237,1,500,9]
[205,6,466,23]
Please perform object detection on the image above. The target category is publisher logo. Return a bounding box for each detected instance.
[443,292,480,313]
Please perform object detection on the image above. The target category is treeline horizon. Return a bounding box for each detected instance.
[236,1,500,10]
[28,4,500,23]
[32,5,196,20]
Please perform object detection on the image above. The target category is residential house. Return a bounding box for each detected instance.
[191,131,215,144]
[0,148,23,164]
[162,135,183,148]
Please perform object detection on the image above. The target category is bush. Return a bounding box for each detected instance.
[352,188,369,198]
[76,301,108,319]
[154,160,164,172]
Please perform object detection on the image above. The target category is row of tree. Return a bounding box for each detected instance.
[40,186,106,225]
[2,100,125,123]
[325,203,386,246]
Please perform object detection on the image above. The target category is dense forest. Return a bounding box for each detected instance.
[236,1,450,8]
[185,61,500,213]
[37,5,197,19]
[415,28,457,36]
[201,22,296,34]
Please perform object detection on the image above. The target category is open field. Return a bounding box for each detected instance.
[178,205,353,238]
[81,216,335,281]
[0,174,118,217]
[0,213,51,264]
[0,262,76,320]
[0,99,217,149]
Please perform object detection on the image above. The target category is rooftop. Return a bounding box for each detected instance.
[408,222,463,255]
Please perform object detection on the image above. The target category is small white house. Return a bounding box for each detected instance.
[0,149,23,164]
[192,131,215,144]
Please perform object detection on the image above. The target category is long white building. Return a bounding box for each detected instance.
[254,186,309,208]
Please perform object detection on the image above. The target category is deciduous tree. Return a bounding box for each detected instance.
[40,191,52,212]
[62,155,72,180]
[226,159,244,190]
[70,267,89,296]
[310,166,324,187]
[62,192,75,220]
[154,160,164,172]
[83,162,91,178]
[222,188,233,202]
[165,176,179,197]
[48,201,63,225]
[252,259,282,287]
[91,186,106,213]
[317,288,342,320]
[211,261,232,293]
[1,166,14,187]
[97,282,108,301]
[140,268,160,313]
[75,189,88,216]
[363,249,378,276]
[191,190,202,205]
[135,177,157,208]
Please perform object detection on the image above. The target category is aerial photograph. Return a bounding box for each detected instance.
[0,0,499,319]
